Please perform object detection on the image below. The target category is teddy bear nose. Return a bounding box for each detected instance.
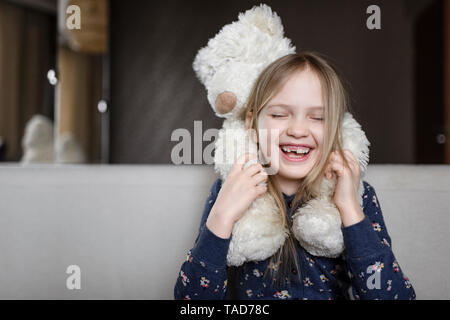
[215,91,236,114]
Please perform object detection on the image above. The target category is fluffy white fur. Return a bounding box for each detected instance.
[193,4,295,119]
[193,4,370,266]
[214,118,258,180]
[226,193,289,266]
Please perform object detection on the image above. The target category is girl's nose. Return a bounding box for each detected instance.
[286,118,309,138]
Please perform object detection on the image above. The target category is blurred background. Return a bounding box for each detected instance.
[0,0,449,165]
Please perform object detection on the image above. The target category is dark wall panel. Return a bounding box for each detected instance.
[110,0,418,164]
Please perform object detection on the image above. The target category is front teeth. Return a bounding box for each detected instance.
[281,146,310,154]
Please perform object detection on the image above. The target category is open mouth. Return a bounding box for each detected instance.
[279,145,313,162]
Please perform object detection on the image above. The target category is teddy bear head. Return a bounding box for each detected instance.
[192,4,296,120]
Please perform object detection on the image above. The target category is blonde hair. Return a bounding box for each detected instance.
[241,51,352,288]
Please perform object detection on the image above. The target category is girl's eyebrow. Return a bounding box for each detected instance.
[267,103,324,110]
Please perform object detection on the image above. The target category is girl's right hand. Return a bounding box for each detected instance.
[206,153,268,239]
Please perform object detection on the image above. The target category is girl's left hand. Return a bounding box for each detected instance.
[324,149,365,226]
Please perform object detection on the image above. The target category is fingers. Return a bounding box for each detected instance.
[326,158,345,178]
[329,150,356,167]
[325,149,360,179]
[252,170,268,185]
[230,153,268,198]
[244,163,264,177]
[232,153,257,173]
[343,150,361,174]
[254,184,268,198]
[325,152,341,178]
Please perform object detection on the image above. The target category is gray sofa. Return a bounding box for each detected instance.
[0,164,448,299]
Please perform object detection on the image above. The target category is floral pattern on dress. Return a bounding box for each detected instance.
[303,277,314,287]
[273,290,291,299]
[320,274,329,282]
[392,261,400,272]
[372,195,379,208]
[186,251,193,263]
[371,261,384,272]
[180,270,190,287]
[387,280,392,291]
[253,268,263,278]
[174,179,416,300]
[404,277,412,289]
[330,264,341,275]
[200,277,210,288]
[372,222,382,232]
[305,256,315,267]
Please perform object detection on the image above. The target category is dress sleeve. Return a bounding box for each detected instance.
[173,178,231,300]
[339,181,416,300]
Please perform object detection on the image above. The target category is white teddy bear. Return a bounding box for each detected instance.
[193,4,370,265]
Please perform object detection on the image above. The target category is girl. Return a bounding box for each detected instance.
[174,52,416,300]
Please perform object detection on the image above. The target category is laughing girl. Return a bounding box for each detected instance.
[174,52,416,300]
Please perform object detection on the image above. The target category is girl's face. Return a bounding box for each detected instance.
[249,68,325,194]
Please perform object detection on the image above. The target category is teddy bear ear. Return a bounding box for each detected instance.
[215,91,237,114]
[192,47,213,86]
[238,4,284,38]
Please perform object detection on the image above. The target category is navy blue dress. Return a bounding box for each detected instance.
[174,179,416,300]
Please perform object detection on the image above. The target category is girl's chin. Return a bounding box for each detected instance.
[278,161,313,179]
[277,169,308,180]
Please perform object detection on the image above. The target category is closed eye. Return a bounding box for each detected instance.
[271,114,286,118]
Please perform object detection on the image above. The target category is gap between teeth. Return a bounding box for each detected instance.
[281,147,310,154]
